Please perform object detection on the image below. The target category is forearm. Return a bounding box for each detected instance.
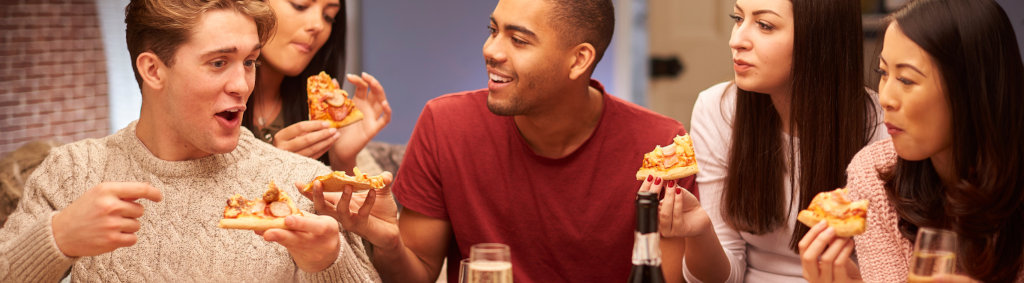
[661,236,686,283]
[0,212,76,282]
[371,238,439,283]
[683,215,731,283]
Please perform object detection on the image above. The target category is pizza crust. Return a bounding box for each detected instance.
[303,169,389,193]
[218,217,288,230]
[635,164,700,180]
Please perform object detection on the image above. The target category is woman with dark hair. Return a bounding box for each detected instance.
[799,0,1024,282]
[245,0,391,171]
[638,0,885,281]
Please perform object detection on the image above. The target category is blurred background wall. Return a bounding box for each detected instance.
[1,0,1022,156]
[1,0,111,155]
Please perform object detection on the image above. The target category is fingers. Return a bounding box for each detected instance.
[818,235,849,281]
[835,240,859,280]
[293,130,340,158]
[307,180,336,217]
[357,188,377,219]
[117,201,146,218]
[658,181,675,233]
[337,185,355,226]
[276,120,332,141]
[799,221,829,253]
[638,175,654,194]
[118,218,142,233]
[346,73,369,100]
[800,221,830,279]
[362,73,388,102]
[671,184,685,230]
[108,182,163,203]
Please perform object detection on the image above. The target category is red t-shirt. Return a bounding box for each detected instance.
[393,80,698,283]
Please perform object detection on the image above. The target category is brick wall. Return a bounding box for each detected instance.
[0,0,110,157]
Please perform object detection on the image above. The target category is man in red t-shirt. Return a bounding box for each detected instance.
[305,0,697,282]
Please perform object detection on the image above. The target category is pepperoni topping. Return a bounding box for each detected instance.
[269,201,292,217]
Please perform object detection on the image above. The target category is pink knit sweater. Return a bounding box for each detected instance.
[845,139,1023,283]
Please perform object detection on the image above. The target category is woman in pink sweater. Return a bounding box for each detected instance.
[798,0,1024,282]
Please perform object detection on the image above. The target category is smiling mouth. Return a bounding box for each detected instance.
[489,73,512,83]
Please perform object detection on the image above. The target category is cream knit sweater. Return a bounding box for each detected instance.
[0,121,381,282]
[846,139,1022,283]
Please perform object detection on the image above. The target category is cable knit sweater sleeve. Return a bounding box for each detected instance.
[0,140,103,282]
[845,139,913,283]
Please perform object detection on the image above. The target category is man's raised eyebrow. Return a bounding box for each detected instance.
[203,43,262,57]
[489,16,537,40]
[504,24,537,39]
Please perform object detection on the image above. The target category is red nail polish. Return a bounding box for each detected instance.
[676,188,682,195]
[647,175,653,182]
[654,178,662,185]
[666,180,676,187]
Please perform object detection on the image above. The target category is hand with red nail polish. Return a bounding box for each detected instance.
[657,181,709,239]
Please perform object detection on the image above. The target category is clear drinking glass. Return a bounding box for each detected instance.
[467,243,513,283]
[907,228,958,283]
[458,258,471,283]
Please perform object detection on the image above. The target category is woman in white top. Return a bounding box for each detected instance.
[638,0,886,282]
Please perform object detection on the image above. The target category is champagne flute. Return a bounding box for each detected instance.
[458,258,471,283]
[907,228,957,283]
[467,243,513,283]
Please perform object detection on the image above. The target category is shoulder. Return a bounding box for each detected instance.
[848,139,898,175]
[691,81,737,125]
[695,81,736,108]
[845,139,897,200]
[605,95,684,133]
[44,135,114,172]
[422,89,488,114]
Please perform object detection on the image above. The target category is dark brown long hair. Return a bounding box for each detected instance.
[243,2,347,164]
[721,0,879,252]
[882,0,1024,281]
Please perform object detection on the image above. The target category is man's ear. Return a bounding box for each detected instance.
[567,42,596,81]
[136,52,167,90]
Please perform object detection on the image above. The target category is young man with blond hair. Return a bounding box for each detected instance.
[0,0,379,281]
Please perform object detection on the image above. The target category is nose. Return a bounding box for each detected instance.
[225,64,252,99]
[305,9,325,35]
[878,79,898,111]
[482,36,506,65]
[729,21,751,52]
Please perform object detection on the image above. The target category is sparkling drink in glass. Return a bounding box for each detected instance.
[907,228,957,283]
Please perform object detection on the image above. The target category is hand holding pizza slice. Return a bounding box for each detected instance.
[308,71,364,128]
[636,134,700,180]
[219,181,303,230]
[797,188,868,237]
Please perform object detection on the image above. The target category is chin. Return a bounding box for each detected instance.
[208,133,242,154]
[892,142,928,161]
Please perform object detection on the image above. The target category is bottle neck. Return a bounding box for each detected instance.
[632,193,661,266]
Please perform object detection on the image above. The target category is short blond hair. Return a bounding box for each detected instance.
[124,0,275,87]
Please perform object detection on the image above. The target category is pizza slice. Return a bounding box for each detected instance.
[218,181,303,230]
[302,167,390,192]
[307,71,364,128]
[636,134,700,180]
[797,188,868,237]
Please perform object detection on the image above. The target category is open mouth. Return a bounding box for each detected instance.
[216,109,242,122]
[489,73,512,83]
